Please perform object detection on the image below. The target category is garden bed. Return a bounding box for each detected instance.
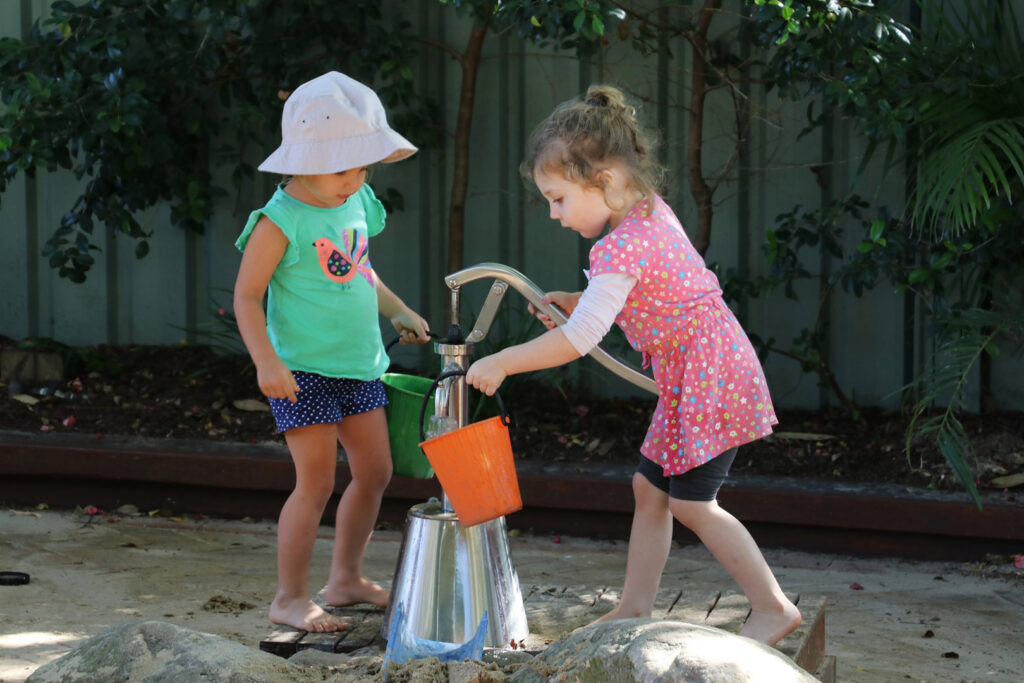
[2,340,1022,499]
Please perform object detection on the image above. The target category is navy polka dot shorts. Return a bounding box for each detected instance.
[269,371,388,433]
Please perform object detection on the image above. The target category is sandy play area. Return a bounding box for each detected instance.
[1,506,1022,681]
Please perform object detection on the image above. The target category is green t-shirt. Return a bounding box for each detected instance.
[235,183,389,380]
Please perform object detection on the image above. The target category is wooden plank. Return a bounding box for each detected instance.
[665,590,723,625]
[651,586,682,618]
[257,627,307,657]
[523,584,612,636]
[293,629,343,654]
[704,592,752,632]
[787,595,827,675]
[335,609,386,653]
[817,654,837,683]
[258,590,386,657]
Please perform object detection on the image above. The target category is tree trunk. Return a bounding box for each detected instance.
[447,15,490,275]
[687,0,719,256]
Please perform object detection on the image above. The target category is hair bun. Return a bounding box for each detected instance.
[584,86,636,119]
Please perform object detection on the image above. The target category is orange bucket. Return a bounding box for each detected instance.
[418,371,521,527]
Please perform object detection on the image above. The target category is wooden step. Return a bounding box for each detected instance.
[258,602,385,657]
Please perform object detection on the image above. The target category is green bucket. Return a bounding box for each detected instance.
[382,373,435,479]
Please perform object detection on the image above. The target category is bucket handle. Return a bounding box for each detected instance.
[385,330,442,354]
[419,370,511,443]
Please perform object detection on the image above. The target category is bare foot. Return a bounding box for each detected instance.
[324,577,389,609]
[270,597,347,633]
[739,602,802,647]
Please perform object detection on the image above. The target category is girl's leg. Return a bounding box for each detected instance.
[324,407,392,608]
[593,473,674,623]
[669,498,801,646]
[270,422,347,632]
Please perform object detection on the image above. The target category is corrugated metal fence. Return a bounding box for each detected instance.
[2,0,1020,411]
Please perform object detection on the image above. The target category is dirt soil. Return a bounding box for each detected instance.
[2,341,1023,499]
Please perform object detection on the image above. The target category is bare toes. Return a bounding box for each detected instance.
[310,616,347,633]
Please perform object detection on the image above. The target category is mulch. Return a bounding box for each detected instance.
[2,341,1022,498]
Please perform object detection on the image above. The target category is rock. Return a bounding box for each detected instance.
[510,618,816,683]
[232,398,271,412]
[482,649,536,668]
[448,659,509,683]
[25,618,815,683]
[991,472,1024,489]
[287,646,384,679]
[26,620,308,683]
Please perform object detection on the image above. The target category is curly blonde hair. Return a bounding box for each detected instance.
[521,85,665,206]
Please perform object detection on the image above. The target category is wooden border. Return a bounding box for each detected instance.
[1,430,1021,561]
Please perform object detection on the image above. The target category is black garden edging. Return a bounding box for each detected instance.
[0,429,1020,562]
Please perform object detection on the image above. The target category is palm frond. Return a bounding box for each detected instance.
[910,116,1024,235]
[920,0,1024,73]
[905,301,1024,508]
[907,1,1024,236]
[905,328,992,508]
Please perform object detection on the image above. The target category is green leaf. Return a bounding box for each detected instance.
[931,252,953,270]
[23,71,41,91]
[907,268,929,284]
[869,218,885,242]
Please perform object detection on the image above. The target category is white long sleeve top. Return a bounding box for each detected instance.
[559,272,638,356]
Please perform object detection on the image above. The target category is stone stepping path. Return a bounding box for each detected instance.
[259,584,827,677]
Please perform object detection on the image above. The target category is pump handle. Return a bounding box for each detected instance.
[445,263,657,395]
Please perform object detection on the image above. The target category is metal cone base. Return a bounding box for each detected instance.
[382,500,528,647]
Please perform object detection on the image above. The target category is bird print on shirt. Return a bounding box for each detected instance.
[313,230,373,287]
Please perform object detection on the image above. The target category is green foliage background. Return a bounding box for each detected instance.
[0,0,435,282]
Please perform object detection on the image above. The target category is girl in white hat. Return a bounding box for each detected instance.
[234,72,429,632]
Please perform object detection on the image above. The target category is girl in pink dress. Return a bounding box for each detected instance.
[466,85,801,646]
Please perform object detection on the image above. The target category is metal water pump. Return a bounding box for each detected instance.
[382,263,655,648]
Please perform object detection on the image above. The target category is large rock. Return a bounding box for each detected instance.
[26,621,310,683]
[25,621,510,682]
[27,618,815,682]
[511,618,816,683]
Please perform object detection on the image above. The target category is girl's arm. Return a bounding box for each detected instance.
[467,273,636,396]
[375,274,431,344]
[467,327,581,396]
[233,217,300,403]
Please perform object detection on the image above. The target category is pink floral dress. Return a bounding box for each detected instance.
[588,195,778,476]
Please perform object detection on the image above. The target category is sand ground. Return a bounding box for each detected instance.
[1,507,1022,682]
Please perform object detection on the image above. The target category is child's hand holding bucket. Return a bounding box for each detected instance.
[465,354,509,397]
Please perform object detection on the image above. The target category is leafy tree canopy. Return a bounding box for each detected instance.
[0,0,434,282]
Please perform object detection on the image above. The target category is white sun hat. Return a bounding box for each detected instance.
[258,71,417,175]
